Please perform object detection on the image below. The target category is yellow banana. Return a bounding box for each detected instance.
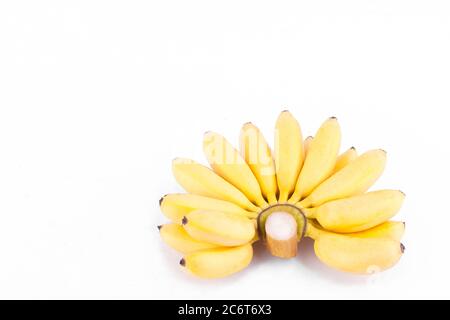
[159,224,220,254]
[275,111,304,202]
[239,123,278,204]
[355,221,405,241]
[204,131,267,208]
[303,136,313,157]
[172,158,259,211]
[160,193,257,224]
[180,244,253,279]
[290,117,341,203]
[182,210,255,246]
[307,223,404,274]
[303,190,405,233]
[299,149,387,208]
[333,147,358,174]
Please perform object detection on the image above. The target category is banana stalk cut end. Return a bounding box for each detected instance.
[257,204,307,259]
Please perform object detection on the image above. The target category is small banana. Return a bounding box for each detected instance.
[290,117,341,203]
[159,224,220,254]
[307,222,404,274]
[182,210,255,246]
[354,221,405,241]
[303,190,405,233]
[299,149,387,208]
[275,111,304,202]
[172,158,259,211]
[303,136,313,157]
[239,123,278,204]
[333,147,358,174]
[180,244,253,279]
[160,193,257,224]
[204,131,267,208]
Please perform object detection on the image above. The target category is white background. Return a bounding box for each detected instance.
[0,1,449,300]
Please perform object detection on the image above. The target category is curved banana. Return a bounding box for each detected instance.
[303,190,405,233]
[160,193,257,224]
[275,111,304,202]
[355,221,405,241]
[180,244,253,279]
[239,123,278,204]
[299,149,387,208]
[303,136,313,157]
[290,117,341,203]
[159,224,220,254]
[333,147,358,174]
[182,210,255,246]
[307,223,404,274]
[172,158,259,212]
[204,131,267,208]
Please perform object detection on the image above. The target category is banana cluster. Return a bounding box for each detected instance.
[158,111,406,279]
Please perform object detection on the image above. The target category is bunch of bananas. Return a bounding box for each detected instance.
[158,111,405,279]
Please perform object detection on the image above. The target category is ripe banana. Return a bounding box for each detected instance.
[307,222,404,274]
[333,147,358,174]
[299,149,387,208]
[182,210,256,246]
[172,158,259,212]
[275,111,304,202]
[160,193,257,224]
[303,190,405,233]
[239,123,278,204]
[159,224,220,254]
[290,117,341,203]
[354,221,405,241]
[204,131,267,208]
[303,136,313,157]
[180,244,253,279]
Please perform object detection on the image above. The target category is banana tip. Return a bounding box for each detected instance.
[400,243,406,254]
[329,116,337,120]
[182,216,188,225]
[179,258,186,267]
[350,146,356,150]
[157,225,162,231]
[159,196,166,206]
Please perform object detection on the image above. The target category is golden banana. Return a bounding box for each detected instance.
[299,149,387,208]
[354,221,405,241]
[307,223,404,274]
[172,158,259,211]
[159,224,220,254]
[303,136,313,157]
[290,117,341,203]
[275,111,304,202]
[180,244,253,279]
[333,147,358,174]
[239,123,278,204]
[182,210,255,246]
[303,190,405,233]
[160,193,257,224]
[203,131,267,208]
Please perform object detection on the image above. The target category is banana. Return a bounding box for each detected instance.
[303,136,313,157]
[204,131,267,208]
[299,149,387,208]
[160,193,257,224]
[274,111,304,202]
[354,221,405,241]
[239,123,278,204]
[180,244,253,279]
[303,190,405,233]
[172,158,259,212]
[159,224,220,254]
[289,117,341,203]
[333,147,357,174]
[307,223,404,274]
[182,210,256,246]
